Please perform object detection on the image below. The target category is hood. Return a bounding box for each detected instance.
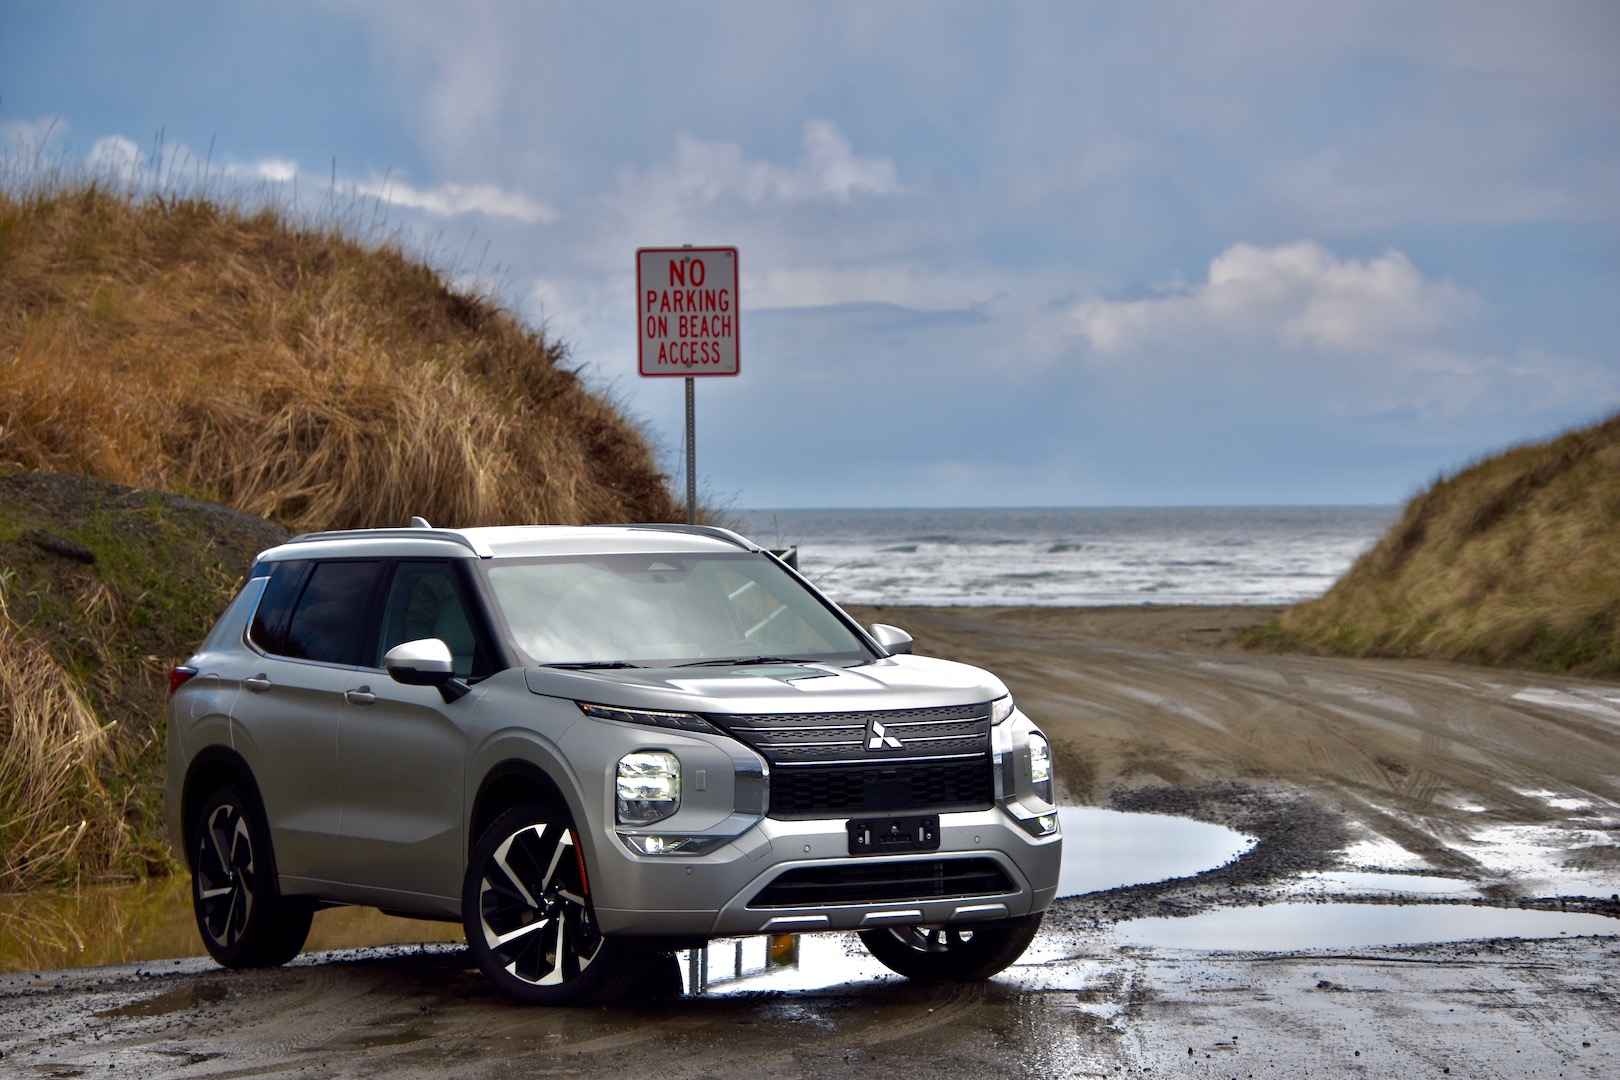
[523,654,1006,715]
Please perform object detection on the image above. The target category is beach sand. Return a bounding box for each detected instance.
[847,603,1620,899]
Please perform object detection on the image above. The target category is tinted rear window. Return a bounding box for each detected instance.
[282,561,382,666]
[248,561,308,655]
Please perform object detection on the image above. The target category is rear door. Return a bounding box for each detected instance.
[229,559,383,889]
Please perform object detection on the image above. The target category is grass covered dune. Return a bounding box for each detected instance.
[0,173,682,891]
[1267,414,1620,678]
[0,176,680,531]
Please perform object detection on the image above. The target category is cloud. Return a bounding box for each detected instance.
[226,158,300,183]
[0,115,70,155]
[87,135,144,175]
[616,119,901,211]
[11,123,552,227]
[1069,241,1477,356]
[355,175,557,224]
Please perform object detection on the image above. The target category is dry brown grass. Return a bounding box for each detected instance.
[0,176,680,531]
[1268,413,1620,677]
[0,572,128,892]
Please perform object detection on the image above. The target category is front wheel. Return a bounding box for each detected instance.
[858,912,1043,982]
[463,803,644,1005]
[190,783,312,967]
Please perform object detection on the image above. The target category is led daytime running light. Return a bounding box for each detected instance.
[579,702,717,732]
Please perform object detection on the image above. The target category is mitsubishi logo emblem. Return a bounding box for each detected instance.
[866,719,903,751]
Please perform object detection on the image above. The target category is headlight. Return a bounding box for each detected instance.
[580,702,719,733]
[1028,732,1053,803]
[989,695,1015,725]
[617,750,681,825]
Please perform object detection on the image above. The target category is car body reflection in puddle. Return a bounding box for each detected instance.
[680,932,890,995]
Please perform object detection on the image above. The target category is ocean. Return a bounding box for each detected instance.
[730,506,1399,608]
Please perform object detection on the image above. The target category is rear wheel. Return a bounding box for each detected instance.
[858,912,1043,982]
[190,784,312,967]
[463,803,644,1005]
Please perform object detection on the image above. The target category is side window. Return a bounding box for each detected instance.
[248,560,309,655]
[283,561,382,666]
[376,562,485,678]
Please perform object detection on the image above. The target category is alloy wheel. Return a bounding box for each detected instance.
[195,800,256,950]
[474,821,602,987]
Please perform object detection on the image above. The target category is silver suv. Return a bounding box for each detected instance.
[165,523,1061,1004]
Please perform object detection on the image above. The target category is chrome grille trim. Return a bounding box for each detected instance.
[713,704,992,766]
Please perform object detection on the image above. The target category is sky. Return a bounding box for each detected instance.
[3,1,1617,509]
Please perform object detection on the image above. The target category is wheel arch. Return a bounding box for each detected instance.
[469,758,574,856]
[180,747,266,866]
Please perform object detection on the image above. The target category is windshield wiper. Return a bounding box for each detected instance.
[674,656,809,668]
[541,660,645,670]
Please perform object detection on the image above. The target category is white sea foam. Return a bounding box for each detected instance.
[733,506,1397,607]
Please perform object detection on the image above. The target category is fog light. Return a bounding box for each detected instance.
[1037,813,1058,836]
[617,751,680,825]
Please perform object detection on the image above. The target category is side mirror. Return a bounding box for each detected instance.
[868,623,914,656]
[384,638,470,702]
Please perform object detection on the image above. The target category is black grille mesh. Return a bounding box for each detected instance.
[750,858,1014,908]
[769,761,993,819]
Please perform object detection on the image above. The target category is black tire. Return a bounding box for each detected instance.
[858,912,1043,982]
[190,783,313,968]
[462,803,645,1005]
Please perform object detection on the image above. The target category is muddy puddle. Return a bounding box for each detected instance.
[1056,805,1254,896]
[1114,902,1620,951]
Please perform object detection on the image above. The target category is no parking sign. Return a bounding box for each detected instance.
[636,247,739,377]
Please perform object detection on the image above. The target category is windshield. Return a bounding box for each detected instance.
[484,552,871,667]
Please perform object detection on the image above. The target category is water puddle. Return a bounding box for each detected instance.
[97,981,228,1018]
[1290,871,1476,895]
[1056,806,1254,896]
[1115,903,1620,951]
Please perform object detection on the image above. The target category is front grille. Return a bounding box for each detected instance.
[718,705,989,764]
[708,705,995,819]
[770,761,992,818]
[749,858,1014,908]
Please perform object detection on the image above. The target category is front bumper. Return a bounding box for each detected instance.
[591,804,1062,938]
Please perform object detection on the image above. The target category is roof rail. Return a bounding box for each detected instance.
[283,528,494,557]
[628,523,758,552]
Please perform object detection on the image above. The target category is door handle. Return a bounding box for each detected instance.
[243,674,272,692]
[345,687,377,706]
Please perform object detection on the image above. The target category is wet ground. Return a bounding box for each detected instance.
[2,606,1618,1077]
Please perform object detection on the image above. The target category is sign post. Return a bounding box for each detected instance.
[636,247,739,524]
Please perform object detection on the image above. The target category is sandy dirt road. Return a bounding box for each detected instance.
[2,607,1617,1078]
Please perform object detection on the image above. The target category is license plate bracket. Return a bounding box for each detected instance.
[847,814,940,856]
